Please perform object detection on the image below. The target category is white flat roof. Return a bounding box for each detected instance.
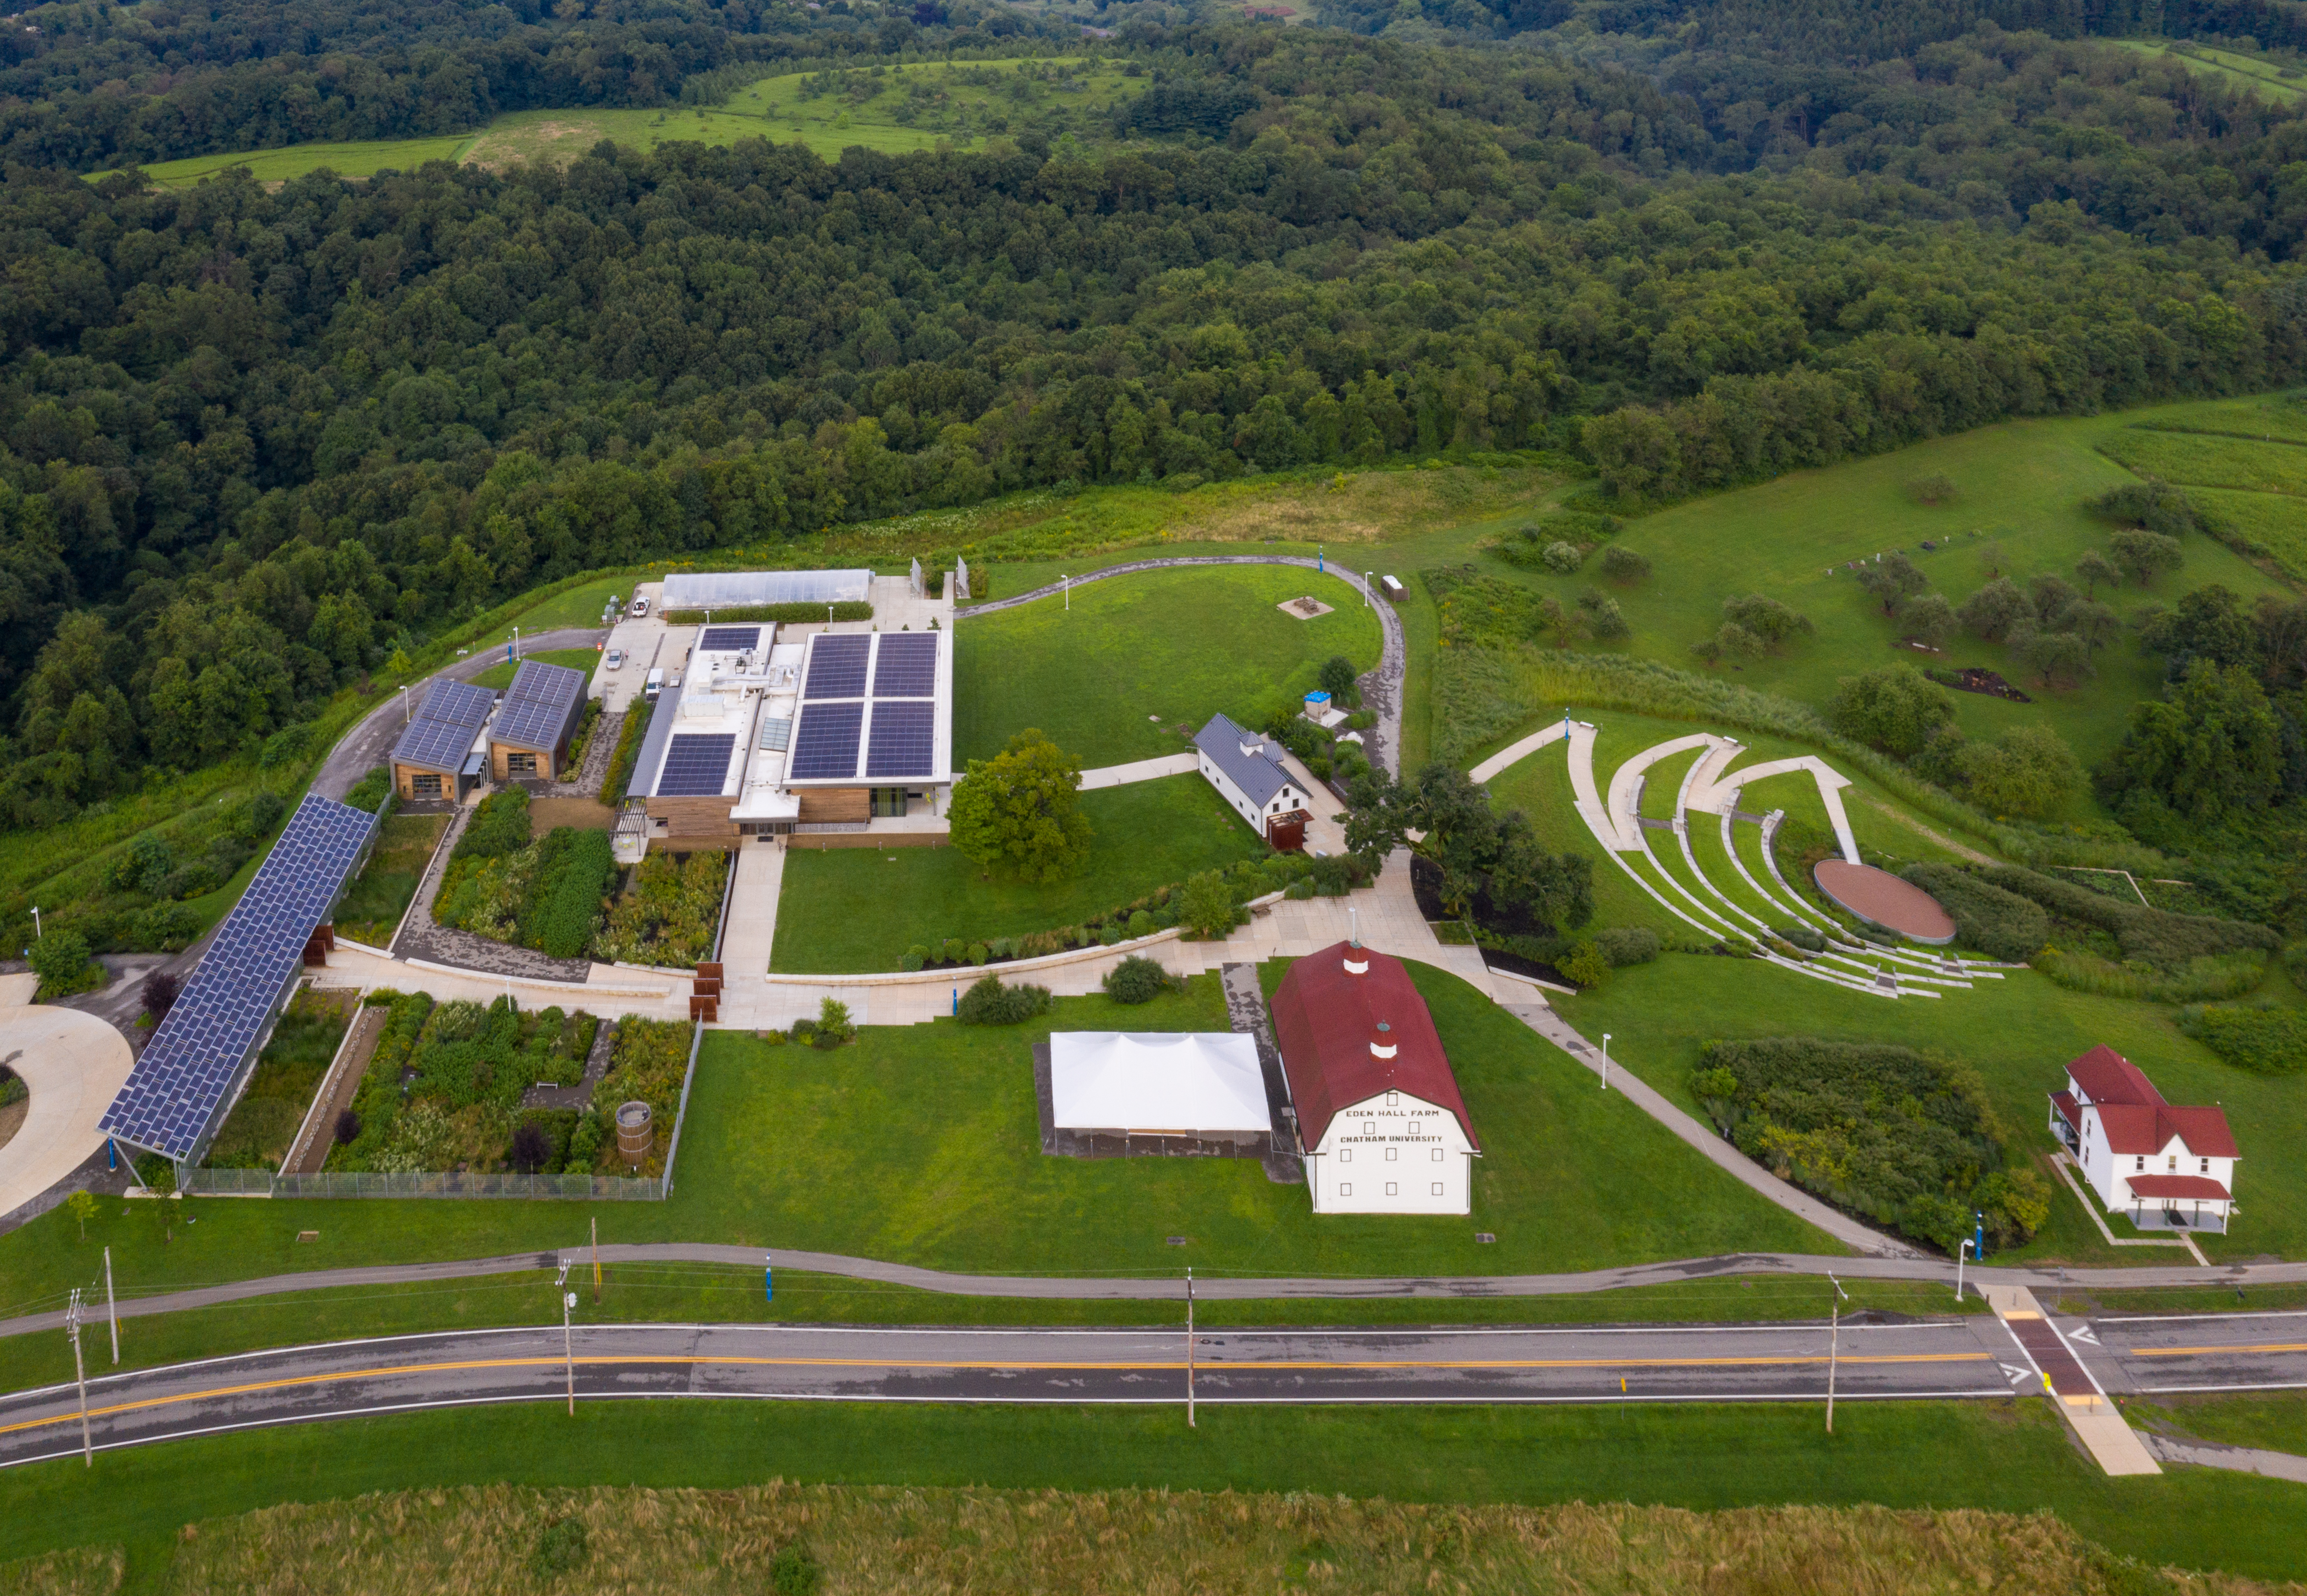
[663,570,869,609]
[1049,1032,1270,1134]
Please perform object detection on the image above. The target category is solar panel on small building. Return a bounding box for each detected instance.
[698,625,763,653]
[804,635,870,700]
[97,794,378,1161]
[493,659,587,751]
[866,701,936,778]
[392,678,496,771]
[871,633,938,698]
[657,733,738,797]
[790,701,865,779]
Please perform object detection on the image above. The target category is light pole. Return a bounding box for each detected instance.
[556,1260,575,1415]
[1825,1272,1850,1434]
[398,684,411,723]
[104,1246,118,1364]
[1364,571,1373,607]
[1600,1034,1610,1092]
[1956,1237,1973,1304]
[1185,1266,1195,1430]
[66,1289,90,1467]
[30,906,39,940]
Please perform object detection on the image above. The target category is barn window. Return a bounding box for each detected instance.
[1338,1148,1352,1164]
[1339,1182,1352,1197]
[2135,1156,2145,1172]
[1384,1182,1397,1197]
[1386,1091,1398,1107]
[2167,1155,2177,1171]
[2201,1157,2210,1174]
[1430,1148,1444,1162]
[1430,1183,1444,1197]
[1384,1147,1397,1162]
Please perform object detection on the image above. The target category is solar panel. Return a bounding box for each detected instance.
[804,636,869,700]
[790,701,864,780]
[493,660,586,751]
[871,634,938,698]
[656,733,737,797]
[866,701,937,779]
[97,794,379,1161]
[699,625,763,653]
[392,678,495,771]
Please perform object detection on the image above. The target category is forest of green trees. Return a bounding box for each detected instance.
[0,0,2304,852]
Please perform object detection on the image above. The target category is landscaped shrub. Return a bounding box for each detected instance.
[956,973,1054,1025]
[1599,545,1650,583]
[900,945,928,972]
[526,828,617,959]
[1692,1038,2049,1253]
[943,938,967,964]
[1976,864,2279,968]
[601,705,650,806]
[967,942,990,965]
[1899,864,2048,962]
[28,930,96,998]
[593,849,726,967]
[1592,927,1660,967]
[342,766,391,814]
[810,998,854,1048]
[1102,955,1170,1004]
[1779,924,1827,953]
[456,788,531,861]
[2176,1004,2307,1074]
[1559,941,1610,987]
[1127,910,1157,938]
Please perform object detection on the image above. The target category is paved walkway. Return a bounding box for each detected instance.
[9,1242,2307,1339]
[309,943,686,1019]
[2144,1433,2307,1483]
[0,985,136,1221]
[1078,753,1199,790]
[1981,1282,2161,1476]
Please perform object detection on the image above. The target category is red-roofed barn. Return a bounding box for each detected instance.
[1269,940,1480,1214]
[2048,1045,2239,1235]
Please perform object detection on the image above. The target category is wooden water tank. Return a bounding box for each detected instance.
[615,1100,653,1166]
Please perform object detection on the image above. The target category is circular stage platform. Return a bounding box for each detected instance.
[1812,859,1957,945]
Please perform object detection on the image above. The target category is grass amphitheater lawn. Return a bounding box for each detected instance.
[1475,403,2301,783]
[767,776,1268,974]
[1552,953,2307,1266]
[1,1401,2303,1585]
[952,561,1385,767]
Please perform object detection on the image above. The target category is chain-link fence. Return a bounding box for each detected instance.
[182,1168,663,1200]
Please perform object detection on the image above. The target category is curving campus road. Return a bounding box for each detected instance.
[2,1306,2301,1469]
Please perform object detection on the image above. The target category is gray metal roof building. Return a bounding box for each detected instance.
[661,570,870,610]
[1193,713,1295,811]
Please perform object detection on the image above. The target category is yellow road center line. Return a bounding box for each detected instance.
[0,1350,1992,1440]
[2129,1343,2307,1358]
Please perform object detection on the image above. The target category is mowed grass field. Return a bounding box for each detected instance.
[1551,951,2307,1266]
[466,646,600,690]
[953,562,1384,767]
[87,57,1151,189]
[1,1401,2304,1587]
[768,775,1267,973]
[1455,403,2301,784]
[686,961,1831,1275]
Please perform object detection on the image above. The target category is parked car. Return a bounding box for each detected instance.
[629,595,651,618]
[604,648,625,671]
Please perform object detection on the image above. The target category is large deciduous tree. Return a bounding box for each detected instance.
[947,729,1093,884]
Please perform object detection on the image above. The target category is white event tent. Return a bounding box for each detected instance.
[1048,1032,1270,1137]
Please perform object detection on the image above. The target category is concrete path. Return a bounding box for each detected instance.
[1979,1283,2161,1475]
[1498,1001,1921,1259]
[309,943,685,1020]
[963,557,1404,780]
[1466,721,1570,786]
[2143,1434,2307,1482]
[715,842,785,993]
[1077,753,1199,790]
[0,992,136,1221]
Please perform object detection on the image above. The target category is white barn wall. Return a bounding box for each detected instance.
[1305,1089,1476,1215]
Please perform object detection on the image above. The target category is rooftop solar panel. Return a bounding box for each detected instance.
[97,794,379,1161]
[656,733,738,797]
[493,660,587,751]
[804,636,870,700]
[866,701,937,779]
[392,677,496,771]
[790,701,864,780]
[698,625,763,654]
[871,634,938,699]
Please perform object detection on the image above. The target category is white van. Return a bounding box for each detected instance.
[644,668,665,701]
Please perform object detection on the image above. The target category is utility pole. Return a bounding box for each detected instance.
[103,1247,118,1364]
[1825,1272,1849,1434]
[591,1216,601,1305]
[1181,1273,1200,1430]
[556,1261,575,1416]
[66,1290,90,1467]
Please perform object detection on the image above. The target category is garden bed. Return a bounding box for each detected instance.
[433,788,618,960]
[335,811,449,946]
[594,850,728,968]
[202,989,357,1170]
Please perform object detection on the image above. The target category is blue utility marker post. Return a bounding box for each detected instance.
[765,1251,773,1303]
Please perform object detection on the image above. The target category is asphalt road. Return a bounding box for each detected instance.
[3,1307,2301,1468]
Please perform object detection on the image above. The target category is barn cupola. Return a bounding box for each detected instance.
[1369,1021,1397,1060]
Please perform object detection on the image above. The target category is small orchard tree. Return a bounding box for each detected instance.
[1957,576,2031,641]
[1855,552,1929,614]
[2075,548,2122,599]
[1901,592,1957,648]
[1826,668,1955,758]
[66,1189,97,1240]
[1178,871,1240,938]
[1721,593,1811,651]
[946,729,1093,883]
[1599,546,1650,584]
[1317,655,1359,704]
[2111,528,2183,587]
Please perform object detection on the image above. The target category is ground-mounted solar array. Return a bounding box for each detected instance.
[699,625,764,654]
[391,679,496,771]
[866,700,937,778]
[98,795,379,1161]
[790,701,866,779]
[494,659,587,751]
[804,635,870,700]
[658,733,740,797]
[871,633,938,698]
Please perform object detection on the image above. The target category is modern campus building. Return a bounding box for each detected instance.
[487,659,589,782]
[1269,940,1481,1215]
[2050,1044,2239,1235]
[388,678,497,804]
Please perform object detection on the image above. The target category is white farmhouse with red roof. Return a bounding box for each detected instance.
[2048,1045,2238,1235]
[1269,939,1481,1215]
